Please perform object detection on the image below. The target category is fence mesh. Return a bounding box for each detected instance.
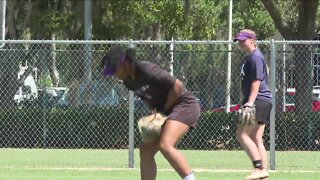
[0,40,319,169]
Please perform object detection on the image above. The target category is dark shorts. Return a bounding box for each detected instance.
[255,99,272,124]
[167,92,201,128]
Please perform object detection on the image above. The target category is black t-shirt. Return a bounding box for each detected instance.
[123,61,177,110]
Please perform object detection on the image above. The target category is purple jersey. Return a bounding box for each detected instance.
[240,49,272,104]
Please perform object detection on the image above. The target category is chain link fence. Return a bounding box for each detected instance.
[0,40,319,169]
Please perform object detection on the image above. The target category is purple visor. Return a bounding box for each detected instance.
[233,32,257,42]
[102,55,126,76]
[103,66,117,76]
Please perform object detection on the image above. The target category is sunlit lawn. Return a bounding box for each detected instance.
[0,149,319,180]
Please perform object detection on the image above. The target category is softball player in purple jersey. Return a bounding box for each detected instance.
[234,29,273,180]
[101,46,200,180]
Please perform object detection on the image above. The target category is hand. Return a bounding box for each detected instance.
[243,102,253,112]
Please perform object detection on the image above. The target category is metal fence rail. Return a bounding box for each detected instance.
[0,40,319,170]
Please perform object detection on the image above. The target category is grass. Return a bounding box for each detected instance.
[0,149,319,179]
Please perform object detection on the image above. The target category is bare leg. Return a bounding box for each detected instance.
[236,125,261,161]
[159,120,192,178]
[251,124,268,169]
[237,124,269,180]
[140,140,159,180]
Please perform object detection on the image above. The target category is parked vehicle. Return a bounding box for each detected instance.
[54,79,120,108]
[285,88,320,112]
[212,87,320,112]
[211,104,240,112]
[36,87,67,107]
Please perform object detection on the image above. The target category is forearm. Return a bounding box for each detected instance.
[163,79,183,112]
[246,80,260,106]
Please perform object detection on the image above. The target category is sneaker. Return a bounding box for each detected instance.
[245,169,269,180]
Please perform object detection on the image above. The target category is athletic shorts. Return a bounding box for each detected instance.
[167,92,201,128]
[254,99,272,124]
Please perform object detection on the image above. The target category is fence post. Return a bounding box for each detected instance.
[0,0,6,48]
[282,42,286,112]
[270,39,276,170]
[226,40,232,112]
[84,0,92,81]
[128,40,135,168]
[226,0,233,112]
[170,38,174,75]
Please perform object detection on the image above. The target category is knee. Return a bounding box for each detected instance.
[236,135,243,144]
[159,140,174,155]
[139,143,157,159]
[251,135,263,145]
[236,131,245,143]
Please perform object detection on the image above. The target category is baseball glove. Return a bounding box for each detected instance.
[138,113,167,143]
[237,106,256,125]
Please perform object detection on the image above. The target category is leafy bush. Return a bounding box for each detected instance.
[0,108,319,150]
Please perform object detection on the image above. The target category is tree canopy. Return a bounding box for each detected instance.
[4,0,283,41]
[2,0,320,111]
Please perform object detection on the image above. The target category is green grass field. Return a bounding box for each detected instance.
[0,149,319,180]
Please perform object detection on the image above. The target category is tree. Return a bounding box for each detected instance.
[1,0,33,107]
[3,0,84,106]
[262,0,319,112]
[29,0,86,87]
[1,0,281,108]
